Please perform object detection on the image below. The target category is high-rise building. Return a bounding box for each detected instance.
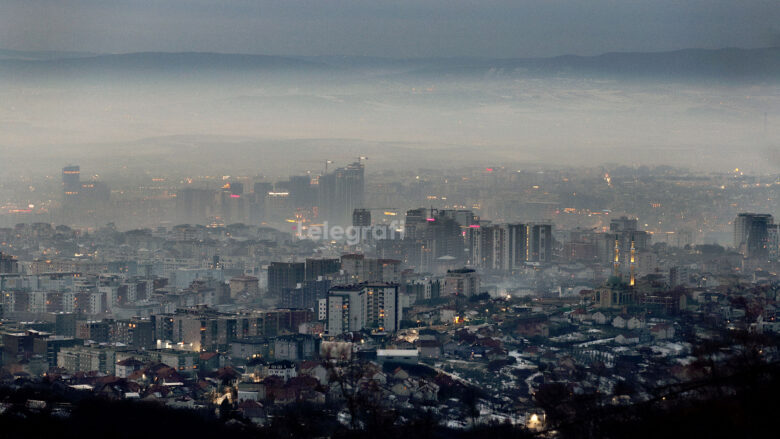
[176,188,216,224]
[403,208,428,240]
[75,320,111,343]
[477,224,504,270]
[338,161,365,224]
[527,223,553,263]
[289,175,315,208]
[470,223,528,270]
[317,161,364,225]
[467,223,529,271]
[152,308,237,352]
[403,208,467,272]
[62,165,81,202]
[734,213,774,259]
[507,223,529,267]
[253,182,273,196]
[562,228,600,263]
[265,191,291,221]
[228,182,244,196]
[352,208,371,227]
[267,262,305,298]
[281,279,331,310]
[218,182,248,224]
[153,307,312,351]
[438,209,478,229]
[326,283,401,335]
[769,224,780,260]
[317,172,337,223]
[111,318,155,349]
[250,182,273,224]
[0,252,19,274]
[61,165,110,220]
[54,312,78,337]
[305,258,341,281]
[340,254,401,284]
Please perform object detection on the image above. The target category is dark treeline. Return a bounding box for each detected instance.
[1,356,778,439]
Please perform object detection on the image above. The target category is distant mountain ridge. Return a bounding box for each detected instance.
[0,52,328,76]
[1,47,778,81]
[410,47,780,80]
[0,48,98,60]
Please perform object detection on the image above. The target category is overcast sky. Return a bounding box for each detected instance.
[2,0,779,58]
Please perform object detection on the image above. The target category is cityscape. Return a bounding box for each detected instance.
[1,159,779,437]
[1,1,780,439]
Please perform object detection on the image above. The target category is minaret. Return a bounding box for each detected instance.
[629,239,636,286]
[613,236,620,277]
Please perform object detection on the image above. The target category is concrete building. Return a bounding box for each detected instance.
[377,349,419,364]
[268,360,297,381]
[267,262,305,298]
[443,268,480,297]
[273,334,317,361]
[229,275,260,299]
[734,213,774,259]
[327,283,402,335]
[112,318,155,349]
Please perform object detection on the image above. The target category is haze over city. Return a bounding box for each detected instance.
[1,1,779,178]
[1,2,779,439]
